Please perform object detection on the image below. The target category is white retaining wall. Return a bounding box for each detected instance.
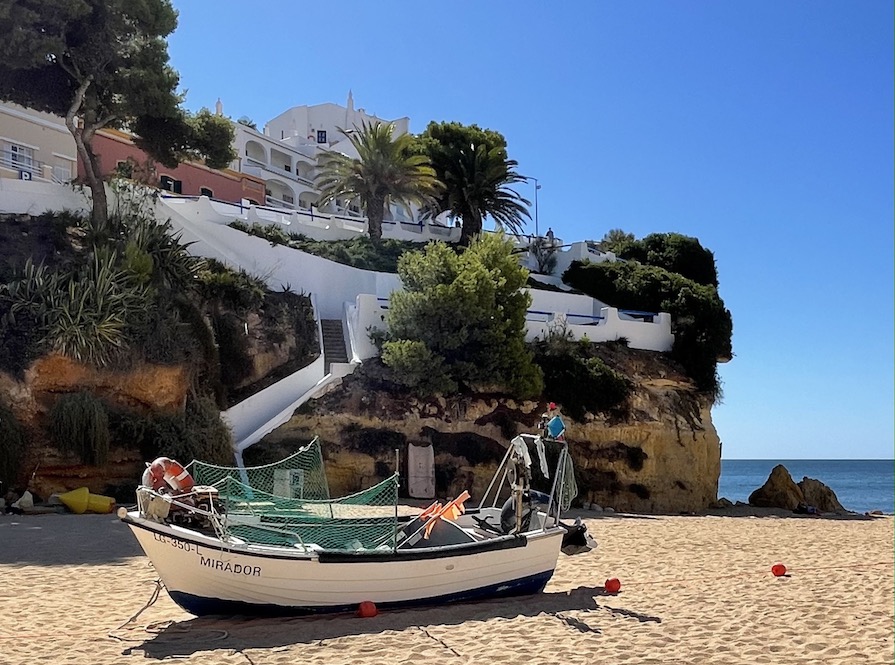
[159,196,402,320]
[222,311,327,450]
[0,178,91,215]
[164,194,460,244]
[353,296,674,353]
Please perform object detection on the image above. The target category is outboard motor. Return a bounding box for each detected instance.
[500,493,533,533]
[559,517,597,555]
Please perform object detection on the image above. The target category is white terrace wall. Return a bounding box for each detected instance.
[165,194,460,244]
[529,288,608,319]
[551,241,618,276]
[0,178,90,215]
[512,236,618,278]
[524,309,673,351]
[159,196,402,320]
[351,295,674,355]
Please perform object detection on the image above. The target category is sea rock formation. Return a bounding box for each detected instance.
[748,465,847,513]
[797,476,846,513]
[749,464,804,510]
[249,354,723,514]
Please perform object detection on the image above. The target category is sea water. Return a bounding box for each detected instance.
[719,459,894,514]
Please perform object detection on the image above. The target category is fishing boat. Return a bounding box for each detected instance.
[119,410,596,616]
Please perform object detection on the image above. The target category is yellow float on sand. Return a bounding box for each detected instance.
[58,487,115,514]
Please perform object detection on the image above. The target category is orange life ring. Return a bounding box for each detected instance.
[143,457,195,494]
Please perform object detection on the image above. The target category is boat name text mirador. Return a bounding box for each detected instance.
[200,555,262,577]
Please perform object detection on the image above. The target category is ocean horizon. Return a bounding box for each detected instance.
[718,459,894,514]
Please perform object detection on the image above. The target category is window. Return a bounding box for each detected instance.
[2,141,34,171]
[8,143,34,167]
[159,175,182,194]
[199,187,213,198]
[53,164,72,183]
[316,130,327,144]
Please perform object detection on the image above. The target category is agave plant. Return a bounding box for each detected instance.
[125,215,204,291]
[43,247,151,366]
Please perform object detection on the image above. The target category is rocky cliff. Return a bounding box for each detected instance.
[1,354,190,498]
[248,351,722,514]
[4,346,721,513]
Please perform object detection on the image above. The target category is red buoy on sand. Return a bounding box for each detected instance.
[357,600,378,618]
[604,577,622,594]
[771,563,787,577]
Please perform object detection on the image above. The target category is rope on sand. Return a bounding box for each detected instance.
[419,627,463,658]
[112,578,164,632]
[107,578,229,644]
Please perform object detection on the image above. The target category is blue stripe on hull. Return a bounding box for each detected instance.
[168,569,554,617]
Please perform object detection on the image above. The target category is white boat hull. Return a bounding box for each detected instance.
[123,512,565,616]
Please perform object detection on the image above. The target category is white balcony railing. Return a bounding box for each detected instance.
[265,195,295,209]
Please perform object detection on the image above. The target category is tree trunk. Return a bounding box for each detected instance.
[368,195,385,245]
[459,212,482,246]
[64,79,109,232]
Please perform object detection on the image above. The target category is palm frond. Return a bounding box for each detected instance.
[315,120,441,242]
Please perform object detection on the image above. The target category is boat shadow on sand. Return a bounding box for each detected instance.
[129,585,662,659]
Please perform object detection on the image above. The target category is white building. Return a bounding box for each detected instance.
[0,102,76,185]
[229,92,415,222]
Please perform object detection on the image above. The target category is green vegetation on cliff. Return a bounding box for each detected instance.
[49,392,111,466]
[599,230,719,287]
[563,239,732,398]
[532,329,631,420]
[0,191,317,489]
[381,233,543,397]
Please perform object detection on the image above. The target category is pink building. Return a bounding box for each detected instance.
[83,128,266,205]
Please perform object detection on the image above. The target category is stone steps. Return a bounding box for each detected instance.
[320,319,348,369]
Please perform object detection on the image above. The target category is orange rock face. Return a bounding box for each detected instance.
[3,355,191,496]
[27,354,188,413]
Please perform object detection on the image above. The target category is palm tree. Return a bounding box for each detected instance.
[414,122,530,245]
[315,121,441,244]
[421,140,530,246]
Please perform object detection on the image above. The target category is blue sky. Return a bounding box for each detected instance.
[167,1,893,459]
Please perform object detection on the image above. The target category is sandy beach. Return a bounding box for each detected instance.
[0,511,891,665]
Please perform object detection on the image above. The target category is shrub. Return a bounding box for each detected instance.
[130,294,202,365]
[532,324,631,421]
[382,235,543,398]
[44,247,151,366]
[0,307,43,375]
[0,403,26,490]
[112,397,233,465]
[563,260,732,398]
[48,392,111,466]
[601,231,718,287]
[195,259,266,312]
[380,340,456,396]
